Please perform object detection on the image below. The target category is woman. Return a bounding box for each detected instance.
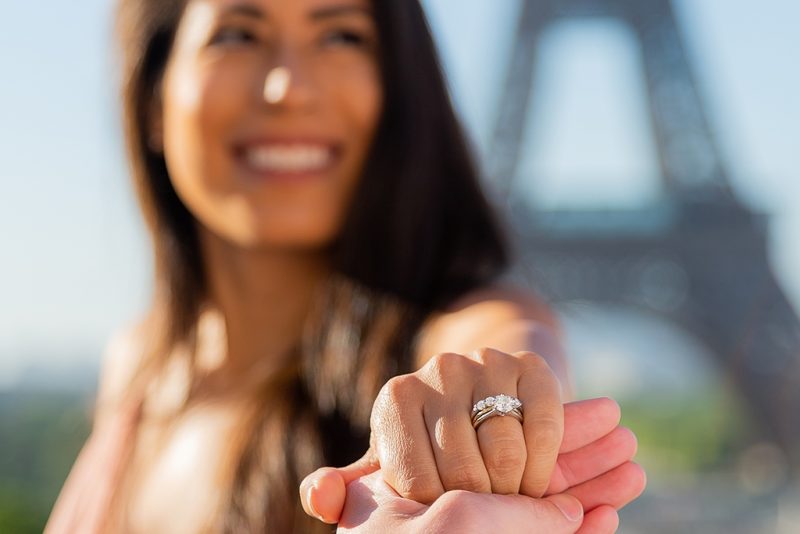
[47,0,645,532]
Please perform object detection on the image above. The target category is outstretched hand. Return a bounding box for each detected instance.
[335,470,622,534]
[300,397,645,525]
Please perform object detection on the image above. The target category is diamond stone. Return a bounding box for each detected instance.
[476,400,486,410]
[494,394,516,414]
[485,396,496,406]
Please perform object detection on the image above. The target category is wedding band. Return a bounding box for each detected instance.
[471,394,523,430]
[472,407,523,428]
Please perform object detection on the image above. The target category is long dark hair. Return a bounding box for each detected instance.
[114,0,509,531]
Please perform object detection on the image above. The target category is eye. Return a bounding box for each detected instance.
[210,26,257,46]
[322,29,372,49]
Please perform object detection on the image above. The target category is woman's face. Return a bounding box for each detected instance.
[157,0,382,249]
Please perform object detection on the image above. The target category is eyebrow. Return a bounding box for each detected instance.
[309,5,373,20]
[220,3,373,21]
[220,3,266,19]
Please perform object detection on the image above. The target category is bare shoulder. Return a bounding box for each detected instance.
[95,319,149,426]
[415,283,572,395]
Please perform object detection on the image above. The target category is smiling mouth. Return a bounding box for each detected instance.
[236,143,340,177]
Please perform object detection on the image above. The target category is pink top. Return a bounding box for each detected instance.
[45,309,233,532]
[44,398,142,534]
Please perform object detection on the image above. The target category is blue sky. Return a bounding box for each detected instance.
[1,0,798,382]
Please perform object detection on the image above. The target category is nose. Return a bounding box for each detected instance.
[261,50,318,112]
[263,66,291,104]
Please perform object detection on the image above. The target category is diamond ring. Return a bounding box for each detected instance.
[471,394,523,429]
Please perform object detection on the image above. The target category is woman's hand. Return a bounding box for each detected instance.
[371,348,567,501]
[301,395,645,524]
[334,470,622,534]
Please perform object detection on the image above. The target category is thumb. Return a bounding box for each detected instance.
[540,493,585,526]
[299,447,380,524]
[497,492,584,533]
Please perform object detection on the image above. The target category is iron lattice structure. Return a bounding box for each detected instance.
[488,0,800,463]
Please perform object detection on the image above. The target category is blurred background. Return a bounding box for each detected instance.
[1,0,798,532]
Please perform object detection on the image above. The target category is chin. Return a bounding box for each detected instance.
[244,226,339,252]
[210,208,344,251]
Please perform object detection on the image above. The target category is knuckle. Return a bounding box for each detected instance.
[471,346,502,365]
[520,366,561,396]
[484,439,527,478]
[372,374,418,428]
[441,461,489,493]
[427,351,466,376]
[435,489,477,508]
[472,347,518,371]
[515,350,548,369]
[394,469,443,504]
[380,374,415,403]
[529,416,563,452]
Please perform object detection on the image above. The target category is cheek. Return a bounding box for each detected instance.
[328,63,383,206]
[326,59,383,153]
[160,58,255,230]
[159,1,248,196]
[158,58,270,246]
[348,68,383,145]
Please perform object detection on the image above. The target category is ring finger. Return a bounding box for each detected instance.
[471,348,528,495]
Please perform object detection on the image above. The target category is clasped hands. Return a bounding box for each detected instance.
[300,348,646,533]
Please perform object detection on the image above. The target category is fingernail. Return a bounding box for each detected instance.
[551,495,583,522]
[307,483,323,521]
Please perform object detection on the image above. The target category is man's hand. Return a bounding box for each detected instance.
[335,470,622,534]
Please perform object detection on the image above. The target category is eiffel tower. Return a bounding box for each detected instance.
[489,0,800,466]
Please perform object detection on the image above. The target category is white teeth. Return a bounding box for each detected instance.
[244,145,332,173]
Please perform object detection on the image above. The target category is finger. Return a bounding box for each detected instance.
[471,348,528,495]
[423,490,584,533]
[299,448,380,524]
[547,426,638,494]
[576,505,620,534]
[565,462,647,512]
[373,374,445,504]
[515,351,564,497]
[338,471,429,531]
[424,408,491,494]
[422,355,491,494]
[299,467,345,524]
[561,397,621,453]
